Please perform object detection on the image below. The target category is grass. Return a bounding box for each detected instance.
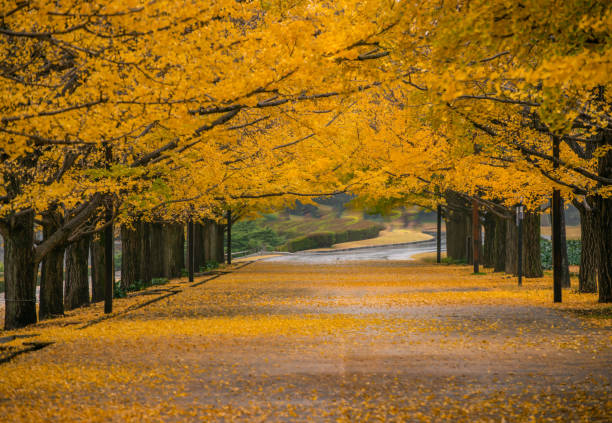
[329,228,432,249]
[541,225,581,240]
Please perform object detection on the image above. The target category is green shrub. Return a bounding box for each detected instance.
[286,231,335,252]
[540,238,581,270]
[151,277,169,286]
[114,281,126,298]
[346,224,385,242]
[231,220,286,252]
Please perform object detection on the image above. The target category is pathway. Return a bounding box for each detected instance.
[0,258,610,422]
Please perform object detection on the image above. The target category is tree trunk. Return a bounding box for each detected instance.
[90,230,108,303]
[522,211,543,278]
[595,194,612,302]
[3,211,37,329]
[121,224,142,290]
[493,215,507,272]
[139,222,152,286]
[550,200,571,287]
[193,222,205,271]
[149,223,165,279]
[65,235,90,310]
[444,193,471,262]
[162,223,184,279]
[594,127,612,302]
[482,212,495,268]
[216,223,226,263]
[576,201,598,293]
[203,220,214,263]
[505,218,518,275]
[39,221,65,319]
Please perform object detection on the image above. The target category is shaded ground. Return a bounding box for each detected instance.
[1,259,611,422]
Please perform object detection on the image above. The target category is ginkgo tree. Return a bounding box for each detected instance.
[0,0,409,329]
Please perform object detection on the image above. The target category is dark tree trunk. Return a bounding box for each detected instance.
[39,221,65,319]
[594,127,612,302]
[444,193,471,262]
[64,235,90,310]
[121,223,142,290]
[522,212,543,278]
[493,215,507,272]
[216,223,226,263]
[139,222,152,286]
[505,218,518,275]
[550,200,571,287]
[483,212,496,268]
[162,223,184,279]
[3,211,37,329]
[149,223,165,279]
[90,230,108,303]
[576,200,598,293]
[203,220,214,263]
[193,222,205,271]
[595,194,612,302]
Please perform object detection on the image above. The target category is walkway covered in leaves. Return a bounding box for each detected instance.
[1,259,611,421]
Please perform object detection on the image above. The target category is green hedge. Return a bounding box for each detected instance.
[540,238,581,270]
[285,223,385,252]
[286,231,335,252]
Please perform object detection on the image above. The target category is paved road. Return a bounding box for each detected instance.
[0,237,445,306]
[265,236,444,264]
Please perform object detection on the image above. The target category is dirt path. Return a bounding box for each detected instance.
[1,260,611,422]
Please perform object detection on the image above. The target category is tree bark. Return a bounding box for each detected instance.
[39,221,65,319]
[216,223,226,263]
[576,200,598,293]
[444,193,471,262]
[493,215,507,272]
[595,194,612,302]
[203,220,214,263]
[64,235,90,310]
[193,222,205,271]
[162,223,184,279]
[550,200,571,287]
[522,211,543,278]
[149,223,165,279]
[139,222,152,286]
[121,223,142,290]
[3,211,37,329]
[483,212,496,268]
[90,230,108,303]
[505,218,518,275]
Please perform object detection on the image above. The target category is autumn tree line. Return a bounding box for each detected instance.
[1,1,611,329]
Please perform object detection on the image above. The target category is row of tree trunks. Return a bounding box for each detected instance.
[504,212,542,278]
[493,214,507,272]
[39,221,65,319]
[482,213,496,268]
[64,235,91,311]
[149,223,165,279]
[444,192,471,262]
[163,223,185,279]
[202,220,225,264]
[121,224,141,290]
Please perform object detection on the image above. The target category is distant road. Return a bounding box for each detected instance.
[264,236,445,264]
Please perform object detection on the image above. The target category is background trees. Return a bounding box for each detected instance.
[1,0,611,328]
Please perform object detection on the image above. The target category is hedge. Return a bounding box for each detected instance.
[285,223,385,252]
[540,238,581,270]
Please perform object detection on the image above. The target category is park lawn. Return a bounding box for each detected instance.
[326,228,432,250]
[0,260,610,422]
[541,225,581,240]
